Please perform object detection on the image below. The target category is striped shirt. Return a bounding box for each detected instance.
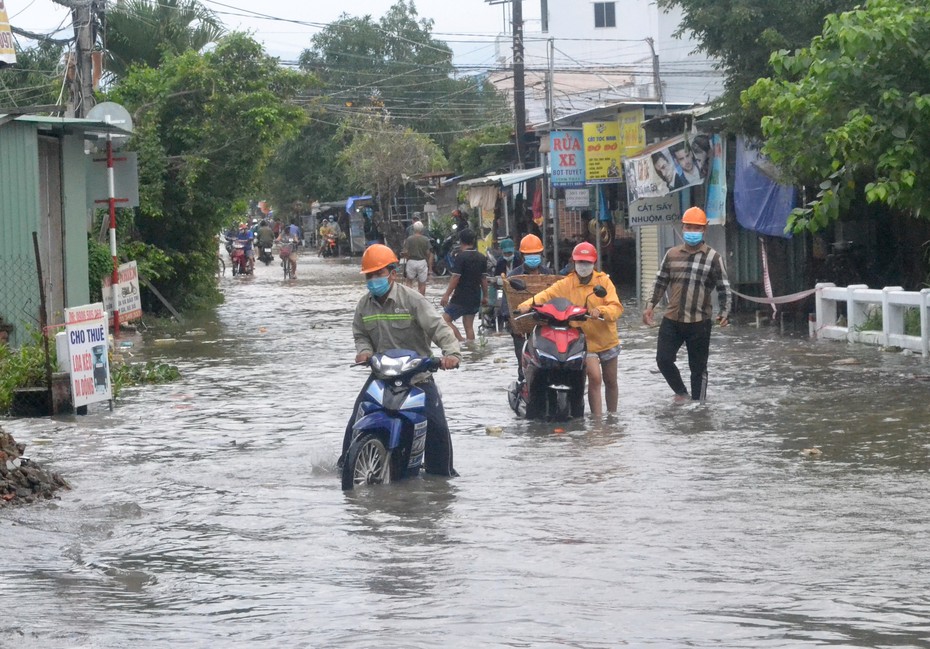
[647,243,731,323]
[353,282,461,375]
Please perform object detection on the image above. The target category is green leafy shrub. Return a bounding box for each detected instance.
[0,332,55,413]
[111,360,181,397]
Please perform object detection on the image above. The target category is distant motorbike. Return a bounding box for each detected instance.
[319,233,338,258]
[507,279,607,421]
[431,224,459,277]
[230,240,252,276]
[341,350,440,490]
[258,244,274,265]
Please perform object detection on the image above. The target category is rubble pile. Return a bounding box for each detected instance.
[0,430,69,507]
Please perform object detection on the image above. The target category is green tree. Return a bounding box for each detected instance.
[743,0,930,234]
[448,124,514,177]
[339,114,447,250]
[262,113,352,220]
[108,33,309,311]
[103,0,225,78]
[299,0,510,152]
[657,0,857,133]
[0,41,65,107]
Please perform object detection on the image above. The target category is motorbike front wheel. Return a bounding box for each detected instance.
[553,390,570,421]
[433,260,448,276]
[341,433,392,490]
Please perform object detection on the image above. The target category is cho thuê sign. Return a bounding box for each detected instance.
[64,303,112,408]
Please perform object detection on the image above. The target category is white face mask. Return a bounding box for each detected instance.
[574,261,595,278]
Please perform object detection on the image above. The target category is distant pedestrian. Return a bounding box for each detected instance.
[401,220,433,295]
[643,207,731,402]
[440,228,488,341]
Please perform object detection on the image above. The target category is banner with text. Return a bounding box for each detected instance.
[628,196,681,227]
[101,260,143,323]
[64,303,112,408]
[619,108,646,157]
[704,134,726,225]
[0,0,16,66]
[549,130,586,188]
[582,121,622,184]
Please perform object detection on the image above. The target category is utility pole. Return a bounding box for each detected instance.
[54,0,96,117]
[646,37,667,115]
[547,37,559,271]
[512,0,526,169]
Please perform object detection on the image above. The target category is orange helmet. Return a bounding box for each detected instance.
[360,244,398,274]
[519,234,544,253]
[681,206,708,226]
[572,241,597,263]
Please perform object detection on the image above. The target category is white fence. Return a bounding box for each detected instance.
[814,283,930,356]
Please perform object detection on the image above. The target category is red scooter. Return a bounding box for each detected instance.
[507,280,607,421]
[230,240,252,276]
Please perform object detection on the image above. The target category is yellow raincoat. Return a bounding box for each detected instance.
[519,270,623,353]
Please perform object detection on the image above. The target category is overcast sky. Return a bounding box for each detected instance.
[8,0,533,67]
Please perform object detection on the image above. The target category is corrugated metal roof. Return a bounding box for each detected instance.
[458,167,545,188]
[0,114,132,138]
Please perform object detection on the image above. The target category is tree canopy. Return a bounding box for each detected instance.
[657,0,858,132]
[743,0,930,233]
[298,0,510,152]
[339,113,447,249]
[0,41,65,108]
[109,33,309,310]
[103,0,226,78]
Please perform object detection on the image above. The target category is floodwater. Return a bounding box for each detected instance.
[3,251,930,648]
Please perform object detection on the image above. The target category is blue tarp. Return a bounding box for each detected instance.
[734,137,795,238]
[346,195,372,213]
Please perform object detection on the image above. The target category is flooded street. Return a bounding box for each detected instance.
[3,252,930,648]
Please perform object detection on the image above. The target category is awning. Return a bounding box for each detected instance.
[346,195,372,213]
[0,114,133,138]
[458,167,545,189]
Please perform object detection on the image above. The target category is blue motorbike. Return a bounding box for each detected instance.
[341,350,440,490]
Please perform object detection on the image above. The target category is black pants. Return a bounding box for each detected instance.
[512,334,526,381]
[342,377,456,476]
[656,318,713,400]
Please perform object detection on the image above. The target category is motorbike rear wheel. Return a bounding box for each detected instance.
[341,433,392,490]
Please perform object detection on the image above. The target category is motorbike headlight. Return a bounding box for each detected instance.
[372,354,408,378]
[400,357,422,373]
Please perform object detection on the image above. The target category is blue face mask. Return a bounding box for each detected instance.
[683,232,704,246]
[524,254,542,269]
[367,277,391,297]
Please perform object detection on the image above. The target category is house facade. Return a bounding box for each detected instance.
[487,0,724,124]
[0,115,127,346]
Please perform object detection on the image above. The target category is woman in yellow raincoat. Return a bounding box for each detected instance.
[517,242,623,417]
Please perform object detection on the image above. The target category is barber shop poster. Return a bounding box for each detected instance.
[549,130,585,188]
[623,135,706,202]
[582,121,622,184]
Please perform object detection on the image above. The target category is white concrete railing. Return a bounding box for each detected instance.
[814,283,930,356]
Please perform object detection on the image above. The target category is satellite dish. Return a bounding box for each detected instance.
[87,102,134,134]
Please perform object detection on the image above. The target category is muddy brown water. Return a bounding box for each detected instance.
[3,253,930,648]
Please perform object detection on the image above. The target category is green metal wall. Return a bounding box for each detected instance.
[0,122,91,346]
[61,136,90,308]
[0,122,42,346]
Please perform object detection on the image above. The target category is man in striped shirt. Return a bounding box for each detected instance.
[643,207,731,402]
